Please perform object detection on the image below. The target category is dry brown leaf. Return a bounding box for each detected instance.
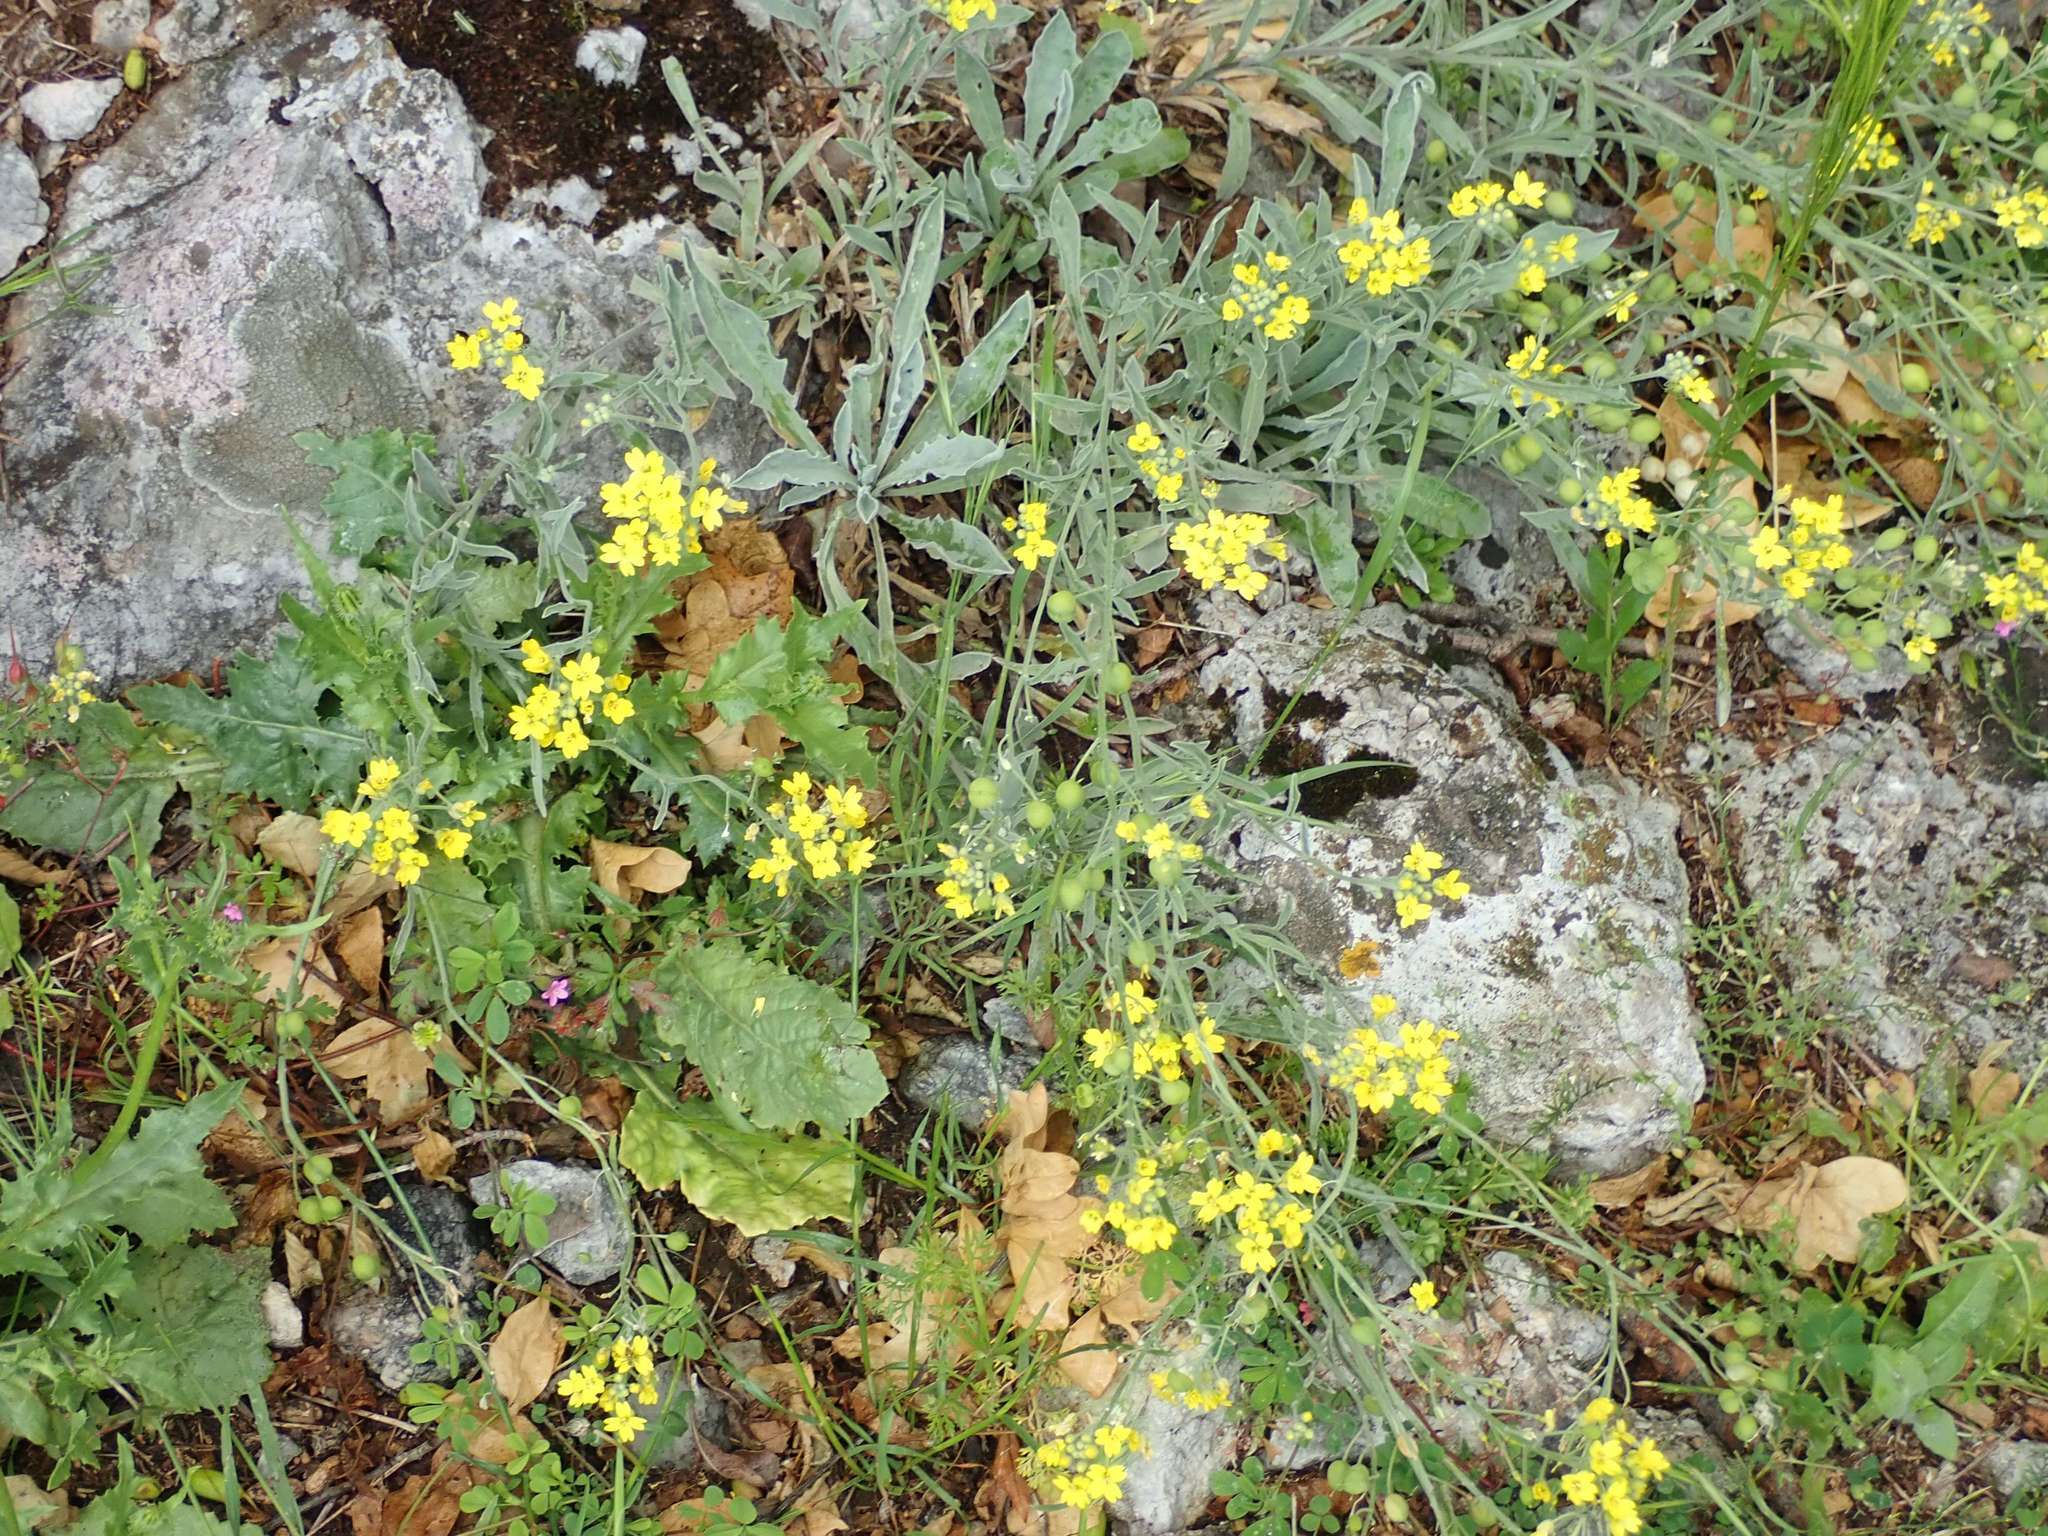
[1967,1041,2022,1120]
[996,1086,1085,1331]
[655,522,795,675]
[321,1019,433,1125]
[1714,1156,1909,1270]
[691,705,784,774]
[827,651,865,704]
[248,935,345,1010]
[1589,1156,1668,1208]
[258,813,395,918]
[1634,190,1775,281]
[336,906,385,997]
[2,1475,69,1531]
[204,1085,284,1173]
[590,840,693,905]
[1098,1268,1174,1329]
[0,846,70,886]
[413,1127,458,1185]
[372,1466,476,1536]
[490,1296,564,1414]
[784,1239,854,1282]
[1765,292,1851,403]
[284,1227,325,1293]
[1056,1307,1120,1397]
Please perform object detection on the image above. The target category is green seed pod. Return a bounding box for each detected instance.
[276,1010,308,1040]
[187,1470,228,1506]
[1157,1078,1190,1106]
[1046,590,1079,623]
[297,1196,325,1226]
[317,1193,344,1223]
[303,1154,335,1186]
[1469,1497,1503,1530]
[1717,1388,1743,1414]
[1024,799,1054,831]
[1959,406,1993,435]
[1588,404,1632,432]
[1914,535,1940,564]
[1733,1313,1765,1339]
[1056,877,1088,911]
[1655,148,1681,172]
[1518,300,1552,328]
[1670,181,1700,212]
[1735,203,1759,227]
[1557,475,1585,503]
[1103,661,1134,696]
[1734,1412,1760,1441]
[1968,110,1995,134]
[1543,189,1575,221]
[1993,118,2020,141]
[1709,110,1737,137]
[352,1251,384,1283]
[124,48,148,91]
[1647,272,1679,304]
[967,776,999,812]
[1424,138,1448,166]
[1953,82,1980,109]
[1054,779,1085,812]
[1126,938,1157,969]
[2034,145,2048,175]
[1149,855,1184,886]
[1084,866,1107,892]
[1898,362,1931,394]
[1874,526,1909,552]
[1383,1495,1411,1525]
[1627,415,1664,445]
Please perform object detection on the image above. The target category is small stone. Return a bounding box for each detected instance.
[0,145,49,272]
[982,997,1041,1049]
[21,78,124,144]
[575,26,648,88]
[468,1159,633,1286]
[524,175,604,226]
[329,1184,486,1390]
[260,1281,304,1349]
[900,1036,1039,1128]
[751,1235,796,1287]
[635,1363,732,1471]
[158,0,265,67]
[1106,1341,1243,1536]
[1985,1438,2048,1503]
[91,0,152,53]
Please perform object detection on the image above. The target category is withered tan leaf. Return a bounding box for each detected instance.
[249,935,345,1010]
[413,1127,459,1185]
[489,1296,564,1414]
[336,906,385,997]
[1713,1156,1909,1271]
[0,846,70,886]
[590,840,693,905]
[321,1019,432,1125]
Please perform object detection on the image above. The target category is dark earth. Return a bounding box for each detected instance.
[351,0,787,234]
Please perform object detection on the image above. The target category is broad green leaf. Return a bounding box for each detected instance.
[0,702,197,858]
[641,941,886,1132]
[0,883,18,971]
[619,1096,859,1237]
[0,1085,241,1276]
[294,429,436,556]
[1055,99,1165,179]
[781,695,877,785]
[105,1244,270,1412]
[694,609,836,722]
[953,48,1005,152]
[1292,500,1360,607]
[881,199,946,459]
[1911,1405,1960,1460]
[1022,10,1081,151]
[901,294,1033,456]
[881,432,1005,491]
[731,448,856,493]
[135,644,366,805]
[673,245,823,455]
[886,511,1012,578]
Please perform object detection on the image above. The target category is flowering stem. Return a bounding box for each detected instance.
[610,1442,625,1536]
[75,939,172,1181]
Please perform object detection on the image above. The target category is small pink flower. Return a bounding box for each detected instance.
[1996,619,2018,638]
[542,975,572,1008]
[222,902,244,923]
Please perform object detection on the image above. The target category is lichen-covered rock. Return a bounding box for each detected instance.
[327,1183,484,1390]
[1714,719,2048,1073]
[1201,600,1704,1177]
[900,1035,1040,1129]
[1,8,779,683]
[467,1158,634,1286]
[21,77,123,143]
[0,144,47,272]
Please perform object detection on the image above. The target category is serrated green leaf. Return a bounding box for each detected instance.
[885,511,1012,578]
[135,643,365,805]
[694,609,836,722]
[295,428,436,556]
[0,702,199,859]
[104,1244,270,1412]
[0,1084,241,1276]
[642,941,885,1132]
[619,1096,858,1236]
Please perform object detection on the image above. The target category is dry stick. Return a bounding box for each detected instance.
[1413,600,1715,666]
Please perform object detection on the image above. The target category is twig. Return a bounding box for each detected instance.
[1414,600,1714,666]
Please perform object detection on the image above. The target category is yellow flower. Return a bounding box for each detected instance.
[1409,1278,1440,1312]
[501,355,545,401]
[436,827,472,860]
[393,846,430,886]
[446,332,483,370]
[482,297,523,332]
[602,692,636,724]
[601,1404,648,1443]
[1007,500,1058,571]
[358,758,401,798]
[1581,1397,1616,1425]
[1560,1471,1599,1506]
[321,808,372,848]
[1508,170,1547,207]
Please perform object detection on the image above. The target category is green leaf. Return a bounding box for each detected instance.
[885,510,1012,578]
[0,883,18,971]
[641,941,886,1132]
[1292,500,1360,607]
[295,428,436,556]
[135,643,365,805]
[881,432,1006,491]
[691,611,875,782]
[0,1084,241,1276]
[104,1244,270,1412]
[619,1096,859,1236]
[0,701,198,858]
[901,293,1033,456]
[672,245,823,456]
[1910,1405,1960,1461]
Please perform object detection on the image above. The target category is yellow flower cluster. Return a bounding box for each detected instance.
[1219,252,1312,341]
[597,450,744,576]
[1335,199,1433,294]
[1850,116,1902,173]
[931,0,994,28]
[1909,181,1963,244]
[1574,468,1658,547]
[1393,839,1471,927]
[1748,492,1852,601]
[1513,232,1580,298]
[1150,1370,1232,1412]
[1448,170,1545,228]
[1920,0,1993,66]
[1083,1155,1181,1253]
[1020,1425,1150,1510]
[1170,509,1289,600]
[1984,541,2048,629]
[43,661,99,724]
[1114,813,1203,869]
[1083,990,1227,1086]
[743,772,879,895]
[1004,500,1057,572]
[446,296,544,401]
[1505,334,1566,417]
[1666,354,1716,407]
[1188,1163,1317,1276]
[506,644,634,760]
[1523,1399,1672,1536]
[1993,184,2048,249]
[320,758,485,887]
[1325,994,1458,1116]
[935,841,1015,921]
[557,1334,659,1444]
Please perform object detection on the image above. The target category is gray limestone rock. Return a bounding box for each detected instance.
[91,0,153,53]
[468,1158,634,1286]
[1713,720,2048,1073]
[260,1280,305,1349]
[1984,1438,2048,1503]
[157,0,286,66]
[0,145,48,272]
[0,8,779,684]
[1201,600,1705,1177]
[1761,611,1916,701]
[1105,1341,1244,1536]
[327,1183,484,1390]
[21,78,124,143]
[575,26,648,88]
[900,1036,1040,1128]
